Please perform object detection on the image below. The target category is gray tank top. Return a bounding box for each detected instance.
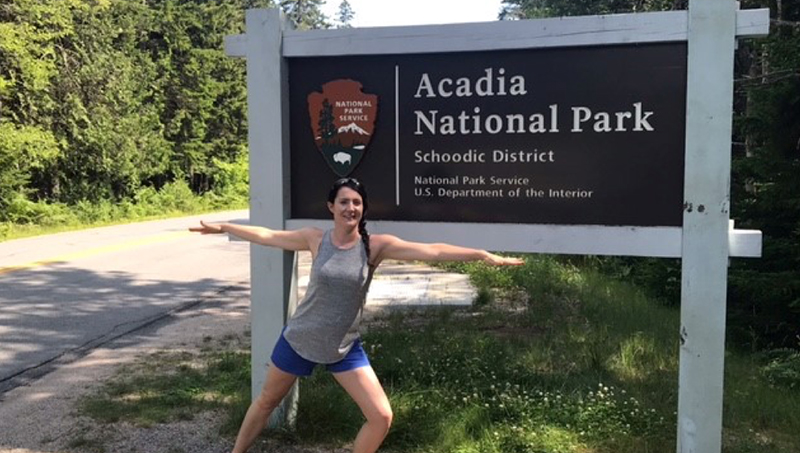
[283,230,374,363]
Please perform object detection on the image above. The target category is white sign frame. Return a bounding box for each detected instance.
[226,4,769,452]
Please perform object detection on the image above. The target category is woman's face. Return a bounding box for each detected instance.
[328,186,363,228]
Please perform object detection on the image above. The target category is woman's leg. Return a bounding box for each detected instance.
[333,366,393,453]
[231,365,298,453]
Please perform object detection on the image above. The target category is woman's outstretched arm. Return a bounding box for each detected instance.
[371,234,523,266]
[190,221,321,252]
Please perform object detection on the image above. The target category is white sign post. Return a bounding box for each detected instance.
[225,2,769,448]
[228,9,299,426]
[678,2,737,452]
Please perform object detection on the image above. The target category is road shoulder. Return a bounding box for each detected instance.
[0,287,250,453]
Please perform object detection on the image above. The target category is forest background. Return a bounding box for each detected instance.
[1,0,798,354]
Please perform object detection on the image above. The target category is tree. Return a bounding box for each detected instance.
[34,0,171,203]
[0,0,80,210]
[0,0,359,223]
[728,0,800,348]
[318,99,337,143]
[280,0,329,30]
[144,0,251,193]
[499,0,680,19]
[0,123,59,217]
[337,0,355,28]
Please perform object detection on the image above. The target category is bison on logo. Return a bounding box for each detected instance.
[308,79,378,177]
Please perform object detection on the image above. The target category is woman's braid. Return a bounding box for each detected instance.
[358,218,371,264]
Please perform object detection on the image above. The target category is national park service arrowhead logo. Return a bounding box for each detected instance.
[308,79,378,177]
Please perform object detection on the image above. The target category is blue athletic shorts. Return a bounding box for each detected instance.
[270,331,371,377]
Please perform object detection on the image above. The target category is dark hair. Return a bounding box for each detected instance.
[328,178,371,263]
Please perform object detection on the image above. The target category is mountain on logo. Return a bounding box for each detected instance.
[338,122,370,135]
[336,122,371,148]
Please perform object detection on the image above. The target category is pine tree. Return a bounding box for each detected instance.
[280,0,329,30]
[337,0,354,28]
[318,99,337,143]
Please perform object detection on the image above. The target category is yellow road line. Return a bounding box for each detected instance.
[0,231,193,276]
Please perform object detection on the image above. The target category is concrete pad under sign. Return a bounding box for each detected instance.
[295,252,476,313]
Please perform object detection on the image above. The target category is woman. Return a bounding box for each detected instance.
[191,177,522,453]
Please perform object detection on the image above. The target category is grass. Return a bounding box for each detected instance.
[295,292,676,452]
[0,206,243,243]
[80,350,250,430]
[0,180,248,242]
[77,255,800,453]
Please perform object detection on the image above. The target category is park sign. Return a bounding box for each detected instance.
[226,6,768,453]
[289,44,687,227]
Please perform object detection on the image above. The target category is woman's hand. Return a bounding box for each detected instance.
[189,220,225,235]
[483,252,525,266]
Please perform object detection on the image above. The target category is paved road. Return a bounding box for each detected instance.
[0,211,249,394]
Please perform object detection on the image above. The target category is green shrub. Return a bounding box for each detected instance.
[760,348,800,389]
[0,177,248,242]
[3,193,77,225]
[212,153,249,202]
[728,269,800,350]
[474,287,493,307]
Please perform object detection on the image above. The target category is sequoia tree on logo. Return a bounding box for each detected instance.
[307,79,378,177]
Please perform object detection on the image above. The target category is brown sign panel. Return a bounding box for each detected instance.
[289,43,687,227]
